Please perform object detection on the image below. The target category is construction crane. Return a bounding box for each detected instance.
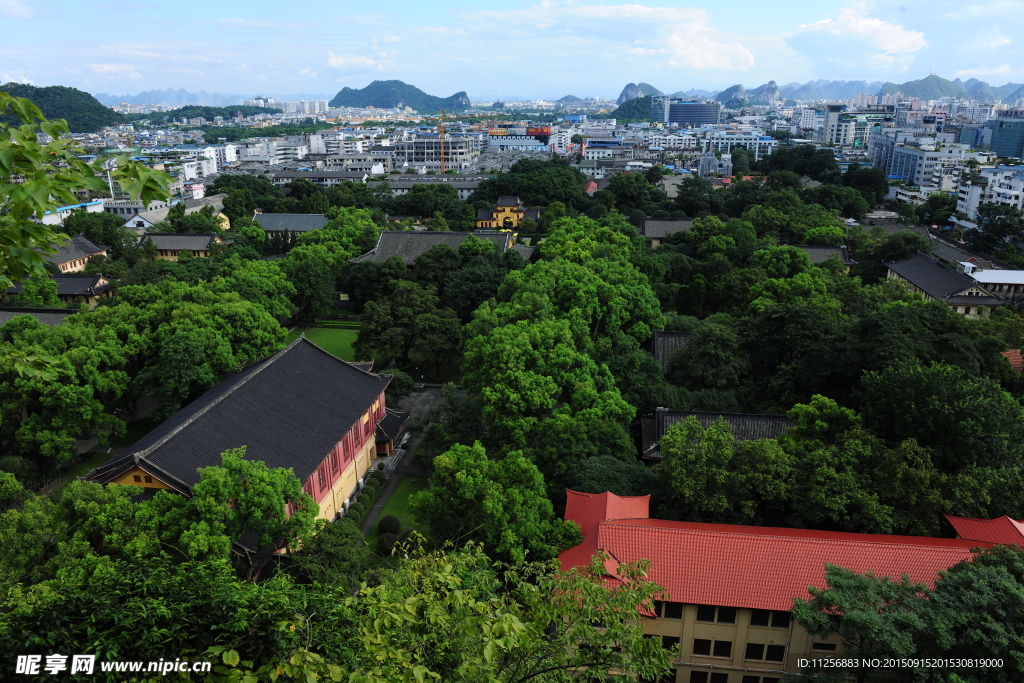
[438,109,446,174]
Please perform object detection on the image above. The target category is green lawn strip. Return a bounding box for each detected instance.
[365,476,429,558]
[55,450,114,490]
[284,327,359,361]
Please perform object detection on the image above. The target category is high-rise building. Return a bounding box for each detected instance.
[651,97,721,127]
[988,119,1024,159]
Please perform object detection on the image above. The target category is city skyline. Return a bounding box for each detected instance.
[1,0,1021,101]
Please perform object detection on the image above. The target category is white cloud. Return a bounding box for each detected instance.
[789,1,926,67]
[0,0,33,19]
[327,52,381,70]
[87,63,143,80]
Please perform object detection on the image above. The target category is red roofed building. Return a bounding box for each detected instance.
[560,490,986,683]
[945,514,1024,546]
[1001,349,1023,372]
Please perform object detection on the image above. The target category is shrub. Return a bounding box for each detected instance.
[364,478,382,494]
[348,502,365,518]
[378,515,401,535]
[377,533,398,554]
[376,462,386,470]
[370,470,386,483]
[347,508,364,525]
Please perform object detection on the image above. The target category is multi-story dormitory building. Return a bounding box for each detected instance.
[560,490,1013,683]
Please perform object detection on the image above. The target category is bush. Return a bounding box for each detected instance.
[364,478,382,494]
[376,462,386,470]
[348,502,365,519]
[378,514,401,535]
[370,470,386,483]
[377,533,398,554]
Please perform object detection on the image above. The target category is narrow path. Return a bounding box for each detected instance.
[359,429,428,536]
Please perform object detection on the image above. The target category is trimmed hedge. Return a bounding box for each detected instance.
[378,515,401,535]
[377,533,398,554]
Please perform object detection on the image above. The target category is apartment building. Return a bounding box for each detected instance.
[560,490,990,683]
[954,165,1024,228]
[393,134,478,171]
[823,104,895,147]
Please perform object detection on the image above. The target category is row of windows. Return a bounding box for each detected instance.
[307,397,385,498]
[688,673,780,683]
[690,639,786,662]
[652,603,789,629]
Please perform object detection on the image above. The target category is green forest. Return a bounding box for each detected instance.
[0,83,126,132]
[2,91,1024,682]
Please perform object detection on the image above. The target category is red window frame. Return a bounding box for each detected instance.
[317,466,327,491]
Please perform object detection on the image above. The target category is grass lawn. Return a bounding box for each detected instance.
[117,417,161,448]
[55,450,114,489]
[285,327,358,361]
[365,475,429,555]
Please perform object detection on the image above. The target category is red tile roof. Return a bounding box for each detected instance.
[945,514,1024,545]
[1001,349,1023,372]
[560,490,985,612]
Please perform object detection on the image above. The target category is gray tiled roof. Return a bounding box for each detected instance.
[930,241,973,265]
[253,213,329,233]
[513,244,538,260]
[886,252,993,301]
[496,196,522,206]
[641,408,793,459]
[352,230,514,264]
[0,306,75,326]
[873,223,929,238]
[796,245,856,265]
[8,274,111,297]
[639,219,694,238]
[87,338,391,492]
[43,234,107,265]
[649,330,691,369]
[132,194,226,225]
[375,408,409,441]
[139,233,218,251]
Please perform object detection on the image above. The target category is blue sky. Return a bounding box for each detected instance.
[1,0,1021,100]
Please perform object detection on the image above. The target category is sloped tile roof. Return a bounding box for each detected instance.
[8,274,111,298]
[351,230,513,264]
[253,213,330,233]
[796,245,856,265]
[0,306,75,326]
[641,408,793,458]
[560,490,984,612]
[88,338,390,491]
[140,233,218,251]
[43,234,107,265]
[945,514,1024,545]
[496,196,522,206]
[886,252,993,301]
[375,408,409,441]
[638,219,693,238]
[648,330,690,369]
[1001,349,1024,372]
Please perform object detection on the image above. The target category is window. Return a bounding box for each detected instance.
[771,611,790,628]
[713,641,732,658]
[144,476,153,484]
[697,605,734,623]
[812,643,837,652]
[749,610,770,627]
[710,674,728,683]
[745,643,764,660]
[689,673,708,683]
[330,450,339,474]
[692,639,711,656]
[662,636,680,649]
[765,645,786,662]
[742,677,760,683]
[343,438,351,461]
[133,475,141,482]
[663,602,684,619]
[317,467,327,490]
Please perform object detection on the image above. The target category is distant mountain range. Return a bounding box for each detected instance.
[92,89,248,107]
[329,80,469,113]
[2,83,125,133]
[614,75,1024,105]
